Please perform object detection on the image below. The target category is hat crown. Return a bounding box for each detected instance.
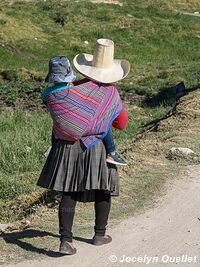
[73,38,130,83]
[49,56,70,74]
[45,55,77,83]
[92,39,114,68]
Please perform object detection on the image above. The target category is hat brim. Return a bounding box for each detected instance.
[73,53,130,83]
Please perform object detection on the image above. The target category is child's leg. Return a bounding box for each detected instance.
[102,129,116,155]
[103,130,127,166]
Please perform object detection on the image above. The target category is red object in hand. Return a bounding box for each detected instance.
[112,109,128,130]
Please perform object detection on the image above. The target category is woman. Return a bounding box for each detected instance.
[37,38,130,255]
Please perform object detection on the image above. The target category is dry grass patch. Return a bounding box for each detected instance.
[90,0,123,6]
[0,12,48,43]
[115,89,200,208]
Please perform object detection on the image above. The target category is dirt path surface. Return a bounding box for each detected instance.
[4,165,200,267]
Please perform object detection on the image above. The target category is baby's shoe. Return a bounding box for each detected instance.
[106,151,127,166]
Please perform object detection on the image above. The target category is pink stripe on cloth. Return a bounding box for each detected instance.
[44,81,123,148]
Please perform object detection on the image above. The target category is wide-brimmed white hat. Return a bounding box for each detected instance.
[73,39,130,83]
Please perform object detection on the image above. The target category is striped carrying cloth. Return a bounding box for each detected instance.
[42,80,123,148]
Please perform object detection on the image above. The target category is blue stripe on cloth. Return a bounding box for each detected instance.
[81,108,123,149]
[41,84,72,103]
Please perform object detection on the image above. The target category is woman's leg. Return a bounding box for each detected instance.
[58,192,77,243]
[94,190,111,236]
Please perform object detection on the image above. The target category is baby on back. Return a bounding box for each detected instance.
[42,55,127,166]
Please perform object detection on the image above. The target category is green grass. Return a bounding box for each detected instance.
[0,0,200,95]
[0,109,51,175]
[113,104,172,146]
[0,109,51,215]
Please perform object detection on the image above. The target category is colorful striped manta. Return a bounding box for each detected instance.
[42,80,123,149]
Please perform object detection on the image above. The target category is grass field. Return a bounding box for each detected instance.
[0,0,200,263]
[0,0,200,92]
[0,0,200,217]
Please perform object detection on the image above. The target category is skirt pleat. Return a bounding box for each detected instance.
[36,139,119,202]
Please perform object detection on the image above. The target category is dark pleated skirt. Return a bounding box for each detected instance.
[36,139,119,202]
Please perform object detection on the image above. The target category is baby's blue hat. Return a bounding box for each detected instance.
[45,56,76,83]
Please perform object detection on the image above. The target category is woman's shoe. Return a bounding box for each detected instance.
[92,234,112,246]
[59,240,77,255]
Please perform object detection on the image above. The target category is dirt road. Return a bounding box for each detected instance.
[4,165,200,267]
